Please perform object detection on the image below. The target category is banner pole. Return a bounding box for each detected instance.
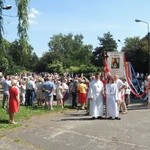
[103,51,109,118]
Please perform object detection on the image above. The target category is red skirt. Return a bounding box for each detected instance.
[9,99,19,113]
[78,93,87,104]
[8,86,19,113]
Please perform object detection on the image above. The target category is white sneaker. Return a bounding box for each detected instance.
[122,111,127,114]
[9,120,17,124]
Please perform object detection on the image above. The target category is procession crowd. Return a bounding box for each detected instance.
[1,72,150,124]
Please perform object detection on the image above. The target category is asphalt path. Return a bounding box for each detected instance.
[0,102,150,150]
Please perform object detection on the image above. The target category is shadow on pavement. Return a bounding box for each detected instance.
[63,112,88,117]
[60,117,93,121]
[60,117,121,121]
[126,97,149,110]
[0,119,9,124]
[128,103,149,111]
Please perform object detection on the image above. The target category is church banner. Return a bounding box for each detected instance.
[107,52,125,78]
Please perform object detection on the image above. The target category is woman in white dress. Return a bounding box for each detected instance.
[105,76,121,120]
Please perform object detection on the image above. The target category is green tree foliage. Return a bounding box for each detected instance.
[0,0,12,70]
[46,60,64,74]
[48,33,93,67]
[0,57,9,73]
[0,39,11,74]
[0,0,3,37]
[0,0,32,74]
[35,52,53,72]
[123,36,148,73]
[15,0,29,64]
[92,32,117,67]
[7,40,39,74]
[15,0,29,41]
[0,0,4,58]
[98,32,117,52]
[30,52,39,71]
[37,33,93,73]
[68,64,98,74]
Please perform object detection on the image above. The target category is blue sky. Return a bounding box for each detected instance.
[2,0,150,57]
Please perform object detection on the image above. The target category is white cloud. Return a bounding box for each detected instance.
[28,8,41,24]
[29,19,38,25]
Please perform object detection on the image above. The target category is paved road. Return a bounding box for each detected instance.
[0,102,150,150]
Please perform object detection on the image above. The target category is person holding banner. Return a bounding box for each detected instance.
[87,73,104,119]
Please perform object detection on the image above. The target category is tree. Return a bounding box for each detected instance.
[35,51,55,72]
[7,39,39,73]
[36,33,93,73]
[46,60,64,74]
[123,36,148,73]
[48,33,93,67]
[98,32,117,52]
[92,32,117,67]
[15,0,29,64]
[0,1,12,72]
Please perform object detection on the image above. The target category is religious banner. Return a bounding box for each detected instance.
[107,52,125,78]
[125,61,132,80]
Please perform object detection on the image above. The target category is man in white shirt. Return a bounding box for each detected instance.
[26,76,36,106]
[1,75,11,109]
[123,78,131,107]
[113,75,127,114]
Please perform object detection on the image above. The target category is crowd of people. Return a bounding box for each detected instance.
[1,72,150,124]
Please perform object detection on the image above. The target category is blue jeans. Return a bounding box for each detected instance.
[26,89,35,106]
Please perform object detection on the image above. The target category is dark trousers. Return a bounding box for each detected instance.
[71,92,77,108]
[2,94,9,109]
[125,94,130,106]
[25,89,35,106]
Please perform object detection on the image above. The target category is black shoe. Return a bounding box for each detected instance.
[107,117,115,120]
[98,116,103,119]
[91,117,96,120]
[107,117,112,120]
[115,117,121,120]
[72,106,77,109]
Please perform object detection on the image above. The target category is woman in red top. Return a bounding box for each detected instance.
[8,79,20,124]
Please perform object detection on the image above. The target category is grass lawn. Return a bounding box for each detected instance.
[0,102,72,131]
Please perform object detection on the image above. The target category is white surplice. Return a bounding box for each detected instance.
[105,83,119,118]
[87,80,104,118]
[114,78,125,100]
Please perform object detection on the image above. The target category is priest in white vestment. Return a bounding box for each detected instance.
[87,73,104,119]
